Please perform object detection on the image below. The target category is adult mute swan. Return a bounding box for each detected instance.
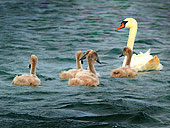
[12,55,41,86]
[110,47,137,78]
[69,50,101,86]
[115,18,163,71]
[60,51,83,79]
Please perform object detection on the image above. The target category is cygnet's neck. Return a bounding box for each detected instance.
[127,25,137,50]
[76,56,82,70]
[30,63,36,75]
[88,58,96,74]
[125,52,132,67]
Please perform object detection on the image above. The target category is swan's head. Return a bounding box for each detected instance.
[115,18,137,31]
[80,50,101,64]
[119,47,132,57]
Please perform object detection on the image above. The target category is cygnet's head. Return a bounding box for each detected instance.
[80,49,92,61]
[85,49,93,58]
[76,51,83,60]
[123,47,133,56]
[119,47,132,57]
[80,50,101,64]
[115,18,137,30]
[88,51,101,64]
[30,55,38,65]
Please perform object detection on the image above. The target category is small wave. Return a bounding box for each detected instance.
[155,94,170,104]
[36,74,56,81]
[43,56,75,63]
[135,39,163,45]
[1,112,51,121]
[0,115,108,128]
[14,91,58,96]
[29,26,57,31]
[0,96,44,102]
[45,47,59,51]
[0,71,11,76]
[127,111,161,125]
[105,48,122,55]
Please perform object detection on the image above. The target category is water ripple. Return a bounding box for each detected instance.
[0,0,169,128]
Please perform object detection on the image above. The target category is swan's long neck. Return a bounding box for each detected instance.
[30,63,36,75]
[88,58,96,74]
[127,26,137,50]
[123,25,137,67]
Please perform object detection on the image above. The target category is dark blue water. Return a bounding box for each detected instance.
[0,0,170,128]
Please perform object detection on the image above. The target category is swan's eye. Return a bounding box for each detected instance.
[122,21,128,25]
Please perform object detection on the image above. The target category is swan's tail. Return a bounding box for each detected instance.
[142,55,163,71]
[60,71,73,79]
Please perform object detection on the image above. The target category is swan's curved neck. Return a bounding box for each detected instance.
[88,58,96,74]
[123,25,137,67]
[30,63,36,75]
[127,25,137,50]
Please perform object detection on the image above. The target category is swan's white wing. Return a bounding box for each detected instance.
[131,49,153,71]
[122,49,163,71]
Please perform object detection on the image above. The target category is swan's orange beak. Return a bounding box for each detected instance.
[115,22,125,31]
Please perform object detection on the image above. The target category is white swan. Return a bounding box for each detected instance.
[12,55,41,86]
[115,18,163,71]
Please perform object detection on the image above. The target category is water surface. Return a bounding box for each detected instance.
[0,0,170,128]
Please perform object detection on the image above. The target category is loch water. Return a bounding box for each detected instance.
[0,0,170,128]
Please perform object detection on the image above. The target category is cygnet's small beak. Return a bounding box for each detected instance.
[28,64,31,68]
[96,58,102,64]
[119,54,124,57]
[80,54,86,61]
